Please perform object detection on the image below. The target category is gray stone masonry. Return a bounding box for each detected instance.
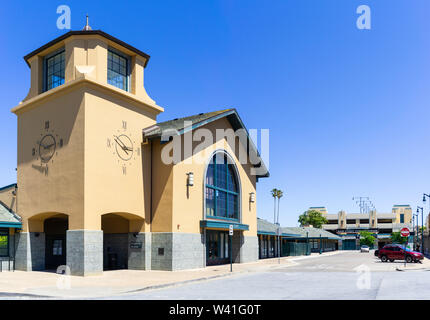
[66,230,103,276]
[14,232,45,271]
[128,232,151,270]
[151,233,205,271]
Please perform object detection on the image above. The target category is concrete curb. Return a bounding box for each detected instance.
[122,271,244,296]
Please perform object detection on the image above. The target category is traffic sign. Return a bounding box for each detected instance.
[229,224,233,236]
[400,227,410,237]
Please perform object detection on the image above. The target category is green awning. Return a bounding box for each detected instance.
[200,219,249,231]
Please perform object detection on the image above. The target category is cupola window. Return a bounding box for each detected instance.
[107,49,129,91]
[44,49,65,91]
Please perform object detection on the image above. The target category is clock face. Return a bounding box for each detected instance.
[114,134,133,161]
[39,134,56,163]
[107,121,140,175]
[32,121,63,174]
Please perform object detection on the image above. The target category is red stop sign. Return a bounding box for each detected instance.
[400,227,410,237]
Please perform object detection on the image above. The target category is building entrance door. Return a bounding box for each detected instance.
[206,230,230,266]
[45,235,66,269]
[44,217,68,270]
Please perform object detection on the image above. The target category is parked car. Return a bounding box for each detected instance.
[378,244,424,263]
[360,245,370,253]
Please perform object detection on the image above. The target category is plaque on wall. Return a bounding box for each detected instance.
[130,242,143,249]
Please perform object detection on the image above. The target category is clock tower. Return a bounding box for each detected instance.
[12,25,163,275]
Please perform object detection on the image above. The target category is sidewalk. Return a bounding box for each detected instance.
[0,252,336,299]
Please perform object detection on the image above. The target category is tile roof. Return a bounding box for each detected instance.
[283,227,342,240]
[257,218,300,237]
[142,109,232,138]
[0,201,21,227]
[257,218,341,240]
[143,108,269,178]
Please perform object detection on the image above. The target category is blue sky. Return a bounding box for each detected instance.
[1,0,430,226]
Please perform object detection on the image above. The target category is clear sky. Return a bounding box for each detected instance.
[1,0,430,226]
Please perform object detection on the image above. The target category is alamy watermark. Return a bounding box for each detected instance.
[356,5,371,30]
[56,265,71,290]
[158,122,269,176]
[57,5,71,30]
[354,264,371,289]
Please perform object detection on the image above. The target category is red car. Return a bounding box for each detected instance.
[378,244,424,263]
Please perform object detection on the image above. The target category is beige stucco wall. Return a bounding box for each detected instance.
[16,85,86,232]
[154,117,258,236]
[13,31,260,241]
[83,86,158,231]
[14,32,162,233]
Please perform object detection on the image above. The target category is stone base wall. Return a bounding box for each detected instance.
[14,232,45,271]
[66,230,103,276]
[240,235,259,263]
[151,233,205,271]
[128,232,151,270]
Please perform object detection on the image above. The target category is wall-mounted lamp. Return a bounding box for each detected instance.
[187,172,194,187]
[249,192,255,203]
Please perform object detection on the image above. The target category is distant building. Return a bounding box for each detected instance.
[257,218,342,258]
[319,205,413,249]
[308,207,327,215]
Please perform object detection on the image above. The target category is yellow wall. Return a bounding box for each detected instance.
[13,33,162,232]
[15,86,86,232]
[13,32,260,239]
[156,117,258,236]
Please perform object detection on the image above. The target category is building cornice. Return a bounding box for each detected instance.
[11,74,164,115]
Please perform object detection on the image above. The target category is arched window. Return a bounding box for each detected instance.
[205,152,239,220]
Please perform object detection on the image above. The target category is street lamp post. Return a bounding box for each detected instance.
[412,213,418,250]
[417,206,424,254]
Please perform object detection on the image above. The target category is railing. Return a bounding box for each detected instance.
[0,257,15,272]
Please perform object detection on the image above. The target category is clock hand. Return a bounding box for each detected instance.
[114,137,129,155]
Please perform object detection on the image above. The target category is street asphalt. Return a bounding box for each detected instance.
[105,251,430,300]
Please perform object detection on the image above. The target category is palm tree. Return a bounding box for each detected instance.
[271,188,278,224]
[276,189,284,225]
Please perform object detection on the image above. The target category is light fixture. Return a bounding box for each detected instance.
[250,192,255,203]
[187,172,194,186]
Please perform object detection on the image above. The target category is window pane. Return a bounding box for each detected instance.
[0,233,9,256]
[227,194,238,219]
[216,162,227,189]
[45,51,65,91]
[206,188,215,217]
[216,190,227,218]
[107,50,128,91]
[227,164,238,192]
[206,163,214,186]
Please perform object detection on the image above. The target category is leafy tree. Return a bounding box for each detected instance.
[298,210,328,228]
[359,231,375,247]
[391,231,407,244]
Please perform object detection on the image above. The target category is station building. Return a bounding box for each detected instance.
[257,218,342,258]
[319,205,413,249]
[7,26,268,275]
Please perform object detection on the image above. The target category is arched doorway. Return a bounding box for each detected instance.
[44,214,68,270]
[101,213,145,271]
[204,151,242,266]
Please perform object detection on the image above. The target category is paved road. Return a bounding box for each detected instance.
[106,251,430,300]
